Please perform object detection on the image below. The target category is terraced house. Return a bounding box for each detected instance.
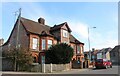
[2,15,84,65]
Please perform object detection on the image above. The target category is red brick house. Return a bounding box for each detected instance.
[2,16,84,64]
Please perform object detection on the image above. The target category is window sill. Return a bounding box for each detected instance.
[30,49,40,52]
[63,36,68,38]
[32,63,39,65]
[76,53,83,56]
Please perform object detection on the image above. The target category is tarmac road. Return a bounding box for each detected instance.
[1,65,119,76]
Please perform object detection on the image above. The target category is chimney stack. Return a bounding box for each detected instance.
[38,17,45,25]
[0,38,4,46]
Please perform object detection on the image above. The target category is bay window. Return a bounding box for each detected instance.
[48,40,53,48]
[81,46,83,53]
[32,38,38,50]
[74,45,76,55]
[42,39,46,50]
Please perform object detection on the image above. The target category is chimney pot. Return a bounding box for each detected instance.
[38,17,45,25]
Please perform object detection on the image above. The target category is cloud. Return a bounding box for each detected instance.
[94,39,117,49]
[68,21,88,39]
[111,13,118,25]
[18,3,47,22]
[18,3,55,26]
[91,31,118,49]
[67,21,117,51]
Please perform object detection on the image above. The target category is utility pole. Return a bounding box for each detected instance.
[14,11,18,23]
[16,8,21,48]
[14,8,21,71]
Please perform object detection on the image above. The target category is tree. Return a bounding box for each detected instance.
[2,47,33,71]
[45,43,74,64]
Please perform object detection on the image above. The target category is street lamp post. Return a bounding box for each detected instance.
[88,27,96,62]
[88,27,90,61]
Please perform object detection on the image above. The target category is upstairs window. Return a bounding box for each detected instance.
[63,30,68,38]
[42,39,46,50]
[77,45,80,54]
[48,40,53,48]
[32,38,38,49]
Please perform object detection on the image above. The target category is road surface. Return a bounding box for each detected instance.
[1,65,119,76]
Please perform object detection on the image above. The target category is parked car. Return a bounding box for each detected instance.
[95,59,112,69]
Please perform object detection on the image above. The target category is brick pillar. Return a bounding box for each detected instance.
[80,61,83,69]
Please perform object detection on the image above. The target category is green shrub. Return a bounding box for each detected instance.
[45,43,74,64]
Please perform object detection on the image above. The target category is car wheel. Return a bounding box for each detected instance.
[110,65,112,68]
[96,66,98,69]
[105,65,108,69]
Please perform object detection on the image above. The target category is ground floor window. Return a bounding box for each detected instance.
[32,38,38,50]
[81,46,83,53]
[77,57,80,64]
[77,45,80,54]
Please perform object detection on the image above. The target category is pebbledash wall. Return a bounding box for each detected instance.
[30,63,71,73]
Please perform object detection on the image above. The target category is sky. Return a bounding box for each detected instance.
[1,2,118,51]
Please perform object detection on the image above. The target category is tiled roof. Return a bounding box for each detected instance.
[70,34,84,44]
[21,17,52,36]
[96,48,112,54]
[110,45,120,52]
[20,17,83,44]
[50,23,65,31]
[92,50,100,55]
[50,22,72,32]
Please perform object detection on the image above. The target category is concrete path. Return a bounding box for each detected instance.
[1,68,88,74]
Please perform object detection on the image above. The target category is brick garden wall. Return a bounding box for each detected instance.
[2,58,14,71]
[30,63,71,73]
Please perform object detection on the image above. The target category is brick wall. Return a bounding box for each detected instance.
[29,34,58,63]
[2,21,29,51]
[30,63,71,73]
[2,58,14,71]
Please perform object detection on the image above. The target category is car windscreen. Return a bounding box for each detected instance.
[96,59,103,63]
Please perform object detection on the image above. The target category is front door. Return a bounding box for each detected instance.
[41,56,45,64]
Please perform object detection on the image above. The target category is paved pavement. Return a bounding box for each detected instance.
[1,69,88,75]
